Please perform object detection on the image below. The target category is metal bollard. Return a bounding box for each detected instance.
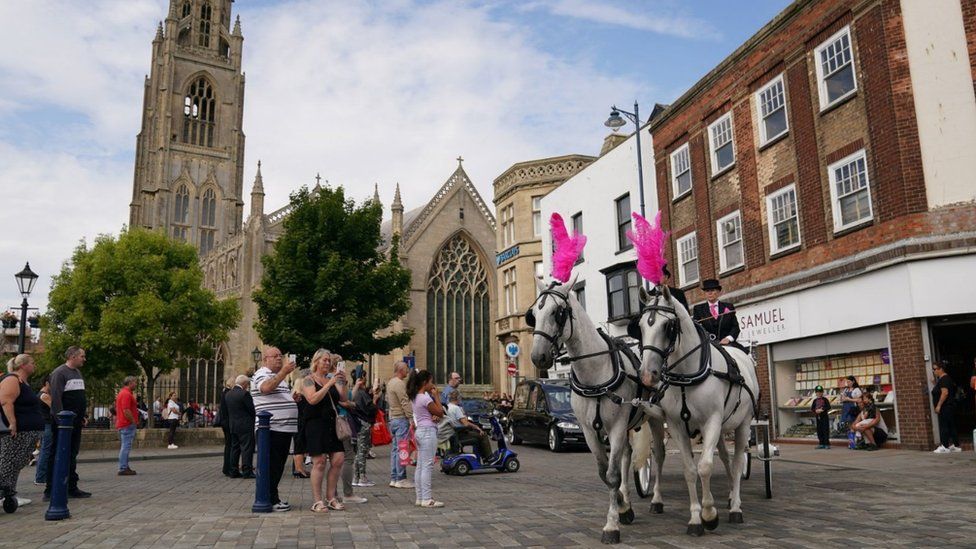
[44,411,75,521]
[251,411,272,513]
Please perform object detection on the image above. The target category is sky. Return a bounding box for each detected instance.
[0,0,790,311]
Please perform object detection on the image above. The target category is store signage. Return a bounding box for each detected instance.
[736,296,800,345]
[505,342,520,358]
[496,245,520,266]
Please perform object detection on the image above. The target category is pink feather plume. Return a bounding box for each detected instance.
[627,211,669,285]
[550,213,586,283]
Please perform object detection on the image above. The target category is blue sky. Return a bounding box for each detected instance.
[0,0,789,311]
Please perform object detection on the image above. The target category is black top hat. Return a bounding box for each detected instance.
[701,279,722,291]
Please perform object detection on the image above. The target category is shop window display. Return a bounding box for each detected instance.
[775,349,897,440]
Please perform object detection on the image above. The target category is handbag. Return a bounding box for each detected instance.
[371,409,392,446]
[398,424,415,467]
[329,391,352,442]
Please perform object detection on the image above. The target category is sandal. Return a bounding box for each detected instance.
[310,500,328,513]
[326,498,345,511]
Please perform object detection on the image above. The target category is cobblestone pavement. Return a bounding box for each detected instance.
[3,440,974,548]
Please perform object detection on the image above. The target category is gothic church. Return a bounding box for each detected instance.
[129,1,498,404]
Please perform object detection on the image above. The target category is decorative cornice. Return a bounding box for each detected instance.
[493,155,596,204]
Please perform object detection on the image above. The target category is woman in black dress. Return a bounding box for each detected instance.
[292,388,310,478]
[302,349,348,512]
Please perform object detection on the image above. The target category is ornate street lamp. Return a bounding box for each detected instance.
[604,102,647,218]
[251,346,262,367]
[14,262,38,354]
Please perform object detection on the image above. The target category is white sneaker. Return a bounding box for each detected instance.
[394,479,415,489]
[419,499,444,508]
[359,479,376,487]
[415,500,421,506]
[16,497,31,506]
[933,446,950,454]
[167,444,179,450]
[948,445,962,453]
[389,480,397,487]
[272,501,291,512]
[343,496,367,504]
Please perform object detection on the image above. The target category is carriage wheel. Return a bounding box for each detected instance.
[634,457,653,498]
[2,496,17,514]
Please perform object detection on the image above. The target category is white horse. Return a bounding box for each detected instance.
[528,276,667,545]
[633,286,759,536]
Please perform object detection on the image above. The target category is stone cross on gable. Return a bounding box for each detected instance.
[456,155,463,166]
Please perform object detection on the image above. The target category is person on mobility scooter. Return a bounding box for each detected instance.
[439,391,493,460]
[440,391,519,475]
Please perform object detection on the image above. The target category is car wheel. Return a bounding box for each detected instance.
[507,426,522,445]
[548,426,564,452]
[453,460,470,476]
[504,457,520,473]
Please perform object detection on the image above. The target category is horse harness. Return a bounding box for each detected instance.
[525,284,652,434]
[631,297,760,439]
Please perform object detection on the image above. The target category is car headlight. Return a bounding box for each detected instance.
[556,421,579,430]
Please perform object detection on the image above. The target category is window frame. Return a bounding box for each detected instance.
[531,196,543,238]
[501,204,515,248]
[533,261,544,295]
[716,211,744,273]
[676,232,700,288]
[707,112,736,176]
[503,266,517,316]
[814,25,858,111]
[827,149,874,232]
[765,184,802,254]
[604,264,640,322]
[571,211,584,263]
[670,143,692,199]
[614,193,633,252]
[755,74,789,146]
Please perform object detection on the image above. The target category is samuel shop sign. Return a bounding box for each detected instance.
[736,296,800,345]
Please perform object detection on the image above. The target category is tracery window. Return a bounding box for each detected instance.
[181,1,191,18]
[182,77,216,147]
[200,188,217,254]
[199,3,212,47]
[179,345,225,407]
[426,234,491,385]
[173,184,190,241]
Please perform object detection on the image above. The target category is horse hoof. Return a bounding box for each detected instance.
[619,508,635,524]
[729,512,744,524]
[686,523,705,537]
[601,530,621,544]
[702,516,719,531]
[650,502,664,514]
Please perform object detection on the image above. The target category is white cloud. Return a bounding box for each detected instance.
[0,0,655,310]
[514,0,721,40]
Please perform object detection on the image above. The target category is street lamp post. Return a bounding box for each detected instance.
[605,101,647,218]
[251,347,262,368]
[14,262,39,354]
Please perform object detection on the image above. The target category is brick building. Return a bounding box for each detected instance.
[649,0,976,449]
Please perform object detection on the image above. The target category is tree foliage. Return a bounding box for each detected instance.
[253,186,412,360]
[41,228,240,405]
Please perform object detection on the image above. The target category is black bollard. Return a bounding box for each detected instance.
[44,411,75,521]
[251,411,272,513]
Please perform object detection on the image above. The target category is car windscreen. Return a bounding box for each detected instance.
[462,399,492,416]
[546,386,573,413]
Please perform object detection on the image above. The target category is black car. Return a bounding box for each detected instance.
[506,379,585,452]
[460,398,494,427]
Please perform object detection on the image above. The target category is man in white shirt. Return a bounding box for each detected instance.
[443,391,493,461]
[251,346,297,512]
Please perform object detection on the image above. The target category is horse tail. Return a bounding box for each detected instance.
[629,421,651,467]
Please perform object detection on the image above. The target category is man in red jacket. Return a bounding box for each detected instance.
[115,376,140,476]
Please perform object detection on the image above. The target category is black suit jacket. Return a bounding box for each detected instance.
[224,385,255,435]
[216,387,230,432]
[692,301,741,342]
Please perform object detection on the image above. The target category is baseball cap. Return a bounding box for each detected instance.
[814,385,824,392]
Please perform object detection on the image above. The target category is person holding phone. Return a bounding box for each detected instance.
[251,347,298,512]
[330,353,366,504]
[407,369,445,508]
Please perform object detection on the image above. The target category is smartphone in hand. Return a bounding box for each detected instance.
[337,361,346,373]
[287,353,296,364]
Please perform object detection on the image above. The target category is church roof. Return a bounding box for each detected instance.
[380,162,495,250]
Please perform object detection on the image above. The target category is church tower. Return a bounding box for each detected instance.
[129,0,246,255]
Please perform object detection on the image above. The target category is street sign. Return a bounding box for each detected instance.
[507,363,517,376]
[505,342,520,358]
[404,355,415,370]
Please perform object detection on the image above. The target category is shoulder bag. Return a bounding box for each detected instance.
[329,389,352,442]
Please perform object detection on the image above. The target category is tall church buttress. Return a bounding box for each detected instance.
[130,0,246,255]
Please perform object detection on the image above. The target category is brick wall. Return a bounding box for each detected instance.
[887,319,934,450]
[753,345,772,420]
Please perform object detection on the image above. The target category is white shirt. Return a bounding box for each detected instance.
[250,367,298,433]
[164,399,180,421]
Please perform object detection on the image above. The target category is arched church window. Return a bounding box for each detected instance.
[426,233,491,385]
[200,188,217,254]
[198,3,212,47]
[181,1,191,19]
[182,77,216,147]
[172,184,190,241]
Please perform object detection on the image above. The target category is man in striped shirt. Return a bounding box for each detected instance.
[251,346,298,512]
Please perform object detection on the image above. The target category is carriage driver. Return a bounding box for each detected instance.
[692,279,747,353]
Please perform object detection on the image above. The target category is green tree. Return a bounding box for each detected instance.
[253,186,412,361]
[41,228,240,425]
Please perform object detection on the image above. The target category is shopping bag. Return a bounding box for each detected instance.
[372,410,392,446]
[398,425,414,467]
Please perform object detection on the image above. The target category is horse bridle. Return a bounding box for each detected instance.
[632,296,711,387]
[524,283,574,348]
[634,299,680,360]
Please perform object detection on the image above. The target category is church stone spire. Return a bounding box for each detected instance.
[249,160,264,219]
[392,183,404,237]
[233,14,242,36]
[154,21,164,43]
[373,183,381,205]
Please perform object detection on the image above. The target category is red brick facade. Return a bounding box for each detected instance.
[647,0,976,448]
[887,319,933,450]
